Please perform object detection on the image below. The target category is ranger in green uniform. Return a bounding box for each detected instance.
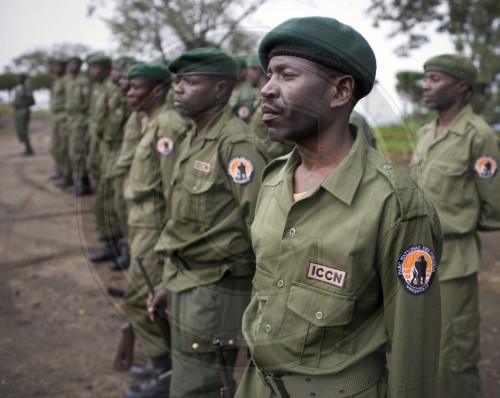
[236,17,443,398]
[410,54,500,398]
[106,57,139,272]
[89,55,131,264]
[12,72,35,156]
[64,56,92,195]
[47,57,68,183]
[229,54,258,123]
[149,47,269,398]
[122,63,188,398]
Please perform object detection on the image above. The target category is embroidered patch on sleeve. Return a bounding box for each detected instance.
[228,156,254,184]
[474,156,497,179]
[237,106,250,120]
[156,137,174,156]
[397,245,437,295]
[307,262,346,288]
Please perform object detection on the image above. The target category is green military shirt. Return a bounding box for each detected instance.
[64,72,90,113]
[124,103,186,228]
[410,104,500,281]
[13,81,34,110]
[230,80,259,122]
[156,105,269,292]
[50,75,66,114]
[242,129,443,396]
[88,78,115,139]
[111,111,147,178]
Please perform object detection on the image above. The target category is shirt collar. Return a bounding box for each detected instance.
[267,124,368,206]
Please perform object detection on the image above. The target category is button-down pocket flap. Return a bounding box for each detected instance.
[433,160,468,177]
[287,283,354,327]
[184,173,214,194]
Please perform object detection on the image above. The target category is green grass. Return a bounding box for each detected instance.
[373,121,425,164]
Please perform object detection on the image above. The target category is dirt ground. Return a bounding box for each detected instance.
[0,114,499,398]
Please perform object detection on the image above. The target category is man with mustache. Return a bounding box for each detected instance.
[151,47,269,397]
[410,54,500,398]
[236,17,443,397]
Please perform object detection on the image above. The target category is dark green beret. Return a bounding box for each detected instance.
[247,54,261,68]
[424,54,477,85]
[234,54,248,68]
[86,53,112,67]
[114,56,138,71]
[126,62,171,82]
[67,56,82,64]
[47,57,66,65]
[168,47,238,79]
[258,16,377,98]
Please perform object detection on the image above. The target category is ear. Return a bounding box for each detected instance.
[151,83,166,98]
[456,80,471,95]
[214,80,229,100]
[330,75,355,108]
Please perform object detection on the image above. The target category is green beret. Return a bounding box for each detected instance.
[114,56,138,71]
[126,62,171,82]
[424,54,477,85]
[47,57,66,65]
[168,47,238,79]
[258,16,377,98]
[86,53,112,67]
[67,56,82,64]
[247,54,261,68]
[234,54,248,68]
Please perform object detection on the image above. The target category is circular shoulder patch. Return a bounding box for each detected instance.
[228,156,254,184]
[474,156,497,179]
[157,137,174,156]
[238,106,250,120]
[397,245,437,295]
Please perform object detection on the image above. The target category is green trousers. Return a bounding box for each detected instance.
[51,113,69,175]
[168,274,252,398]
[94,147,123,240]
[66,113,88,179]
[124,226,166,357]
[14,108,31,145]
[438,273,482,398]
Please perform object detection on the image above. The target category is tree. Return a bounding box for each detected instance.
[6,43,93,75]
[395,71,424,121]
[367,0,500,124]
[87,0,269,59]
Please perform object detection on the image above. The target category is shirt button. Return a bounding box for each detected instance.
[277,279,284,288]
[315,311,323,320]
[383,164,392,170]
[192,343,199,350]
[264,324,272,333]
[289,228,297,236]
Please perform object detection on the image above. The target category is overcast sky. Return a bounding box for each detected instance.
[0,0,455,124]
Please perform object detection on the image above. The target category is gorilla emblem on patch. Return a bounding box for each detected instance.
[474,156,497,179]
[156,137,174,156]
[397,245,437,295]
[228,156,254,184]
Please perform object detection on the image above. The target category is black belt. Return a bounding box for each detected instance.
[254,352,386,398]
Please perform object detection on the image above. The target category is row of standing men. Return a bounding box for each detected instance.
[39,15,500,398]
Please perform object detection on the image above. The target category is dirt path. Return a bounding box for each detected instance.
[0,114,499,397]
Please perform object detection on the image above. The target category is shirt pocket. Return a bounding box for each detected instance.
[177,173,215,223]
[283,282,355,366]
[424,160,471,208]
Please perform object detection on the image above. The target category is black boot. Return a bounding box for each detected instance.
[54,173,74,189]
[123,370,171,398]
[22,144,34,156]
[89,239,120,262]
[110,251,130,271]
[129,354,171,380]
[66,176,93,196]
